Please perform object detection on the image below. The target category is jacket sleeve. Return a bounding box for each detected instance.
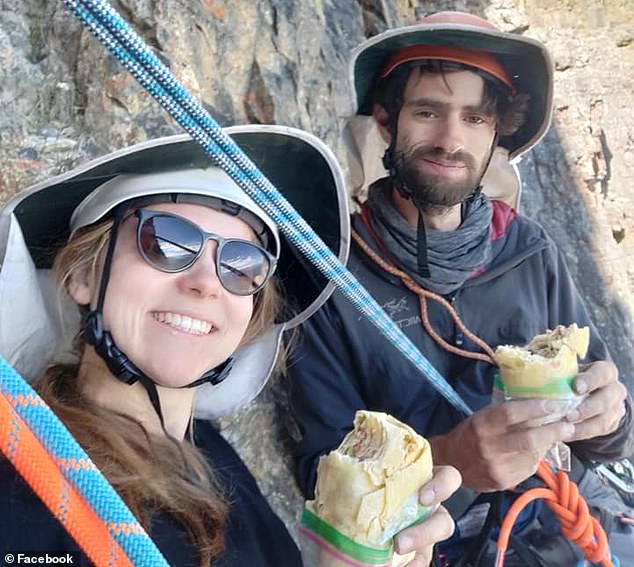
[287,294,369,498]
[545,242,634,462]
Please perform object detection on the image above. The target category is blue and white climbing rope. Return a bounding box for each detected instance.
[63,0,473,416]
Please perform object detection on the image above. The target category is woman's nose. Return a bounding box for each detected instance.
[177,240,223,297]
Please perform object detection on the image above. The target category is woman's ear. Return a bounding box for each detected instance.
[67,268,94,306]
[372,103,392,144]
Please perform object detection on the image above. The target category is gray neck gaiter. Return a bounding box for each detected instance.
[366,178,493,295]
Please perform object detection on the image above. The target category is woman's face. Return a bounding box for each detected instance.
[71,202,255,388]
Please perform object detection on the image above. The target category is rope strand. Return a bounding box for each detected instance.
[351,227,496,364]
[0,358,167,566]
[496,463,613,567]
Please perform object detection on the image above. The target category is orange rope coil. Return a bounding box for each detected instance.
[497,462,612,567]
[0,391,134,567]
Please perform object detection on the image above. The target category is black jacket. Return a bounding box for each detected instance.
[0,420,301,567]
[289,201,634,561]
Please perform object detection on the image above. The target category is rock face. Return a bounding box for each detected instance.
[1,0,633,542]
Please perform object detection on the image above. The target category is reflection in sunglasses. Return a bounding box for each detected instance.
[220,262,260,288]
[135,209,275,296]
[155,237,199,256]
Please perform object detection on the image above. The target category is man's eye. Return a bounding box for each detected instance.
[416,110,436,118]
[466,115,489,125]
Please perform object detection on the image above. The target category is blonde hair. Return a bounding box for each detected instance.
[38,212,283,565]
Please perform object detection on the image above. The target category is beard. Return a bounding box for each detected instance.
[392,143,488,215]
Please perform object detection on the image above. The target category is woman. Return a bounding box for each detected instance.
[0,125,459,566]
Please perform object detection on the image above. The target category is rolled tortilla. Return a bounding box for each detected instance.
[308,410,433,547]
[494,324,589,398]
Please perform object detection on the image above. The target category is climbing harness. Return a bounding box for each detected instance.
[595,460,634,508]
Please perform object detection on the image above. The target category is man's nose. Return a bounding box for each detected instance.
[435,115,466,155]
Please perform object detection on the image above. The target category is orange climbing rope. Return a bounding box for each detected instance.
[0,391,134,567]
[496,461,613,567]
[351,218,497,365]
[351,216,615,567]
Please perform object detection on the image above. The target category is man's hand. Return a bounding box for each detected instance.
[430,400,576,492]
[565,360,627,441]
[394,465,461,567]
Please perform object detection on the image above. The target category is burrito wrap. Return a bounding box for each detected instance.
[309,411,432,547]
[494,324,589,398]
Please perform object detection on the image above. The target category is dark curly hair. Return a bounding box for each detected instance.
[372,60,530,138]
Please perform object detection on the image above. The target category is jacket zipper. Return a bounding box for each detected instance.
[449,292,465,346]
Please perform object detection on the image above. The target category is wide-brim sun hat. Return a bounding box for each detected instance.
[0,124,349,418]
[349,11,554,160]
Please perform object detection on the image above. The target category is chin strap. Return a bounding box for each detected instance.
[184,358,234,388]
[460,185,484,223]
[416,215,431,278]
[459,132,500,222]
[85,312,144,386]
[83,206,233,426]
[381,67,409,196]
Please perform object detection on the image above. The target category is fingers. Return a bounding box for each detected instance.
[574,361,619,395]
[395,506,455,556]
[567,390,626,440]
[418,465,462,506]
[466,421,576,490]
[567,410,625,441]
[565,361,627,439]
[395,468,460,563]
[494,419,575,455]
[480,398,565,430]
[567,381,627,423]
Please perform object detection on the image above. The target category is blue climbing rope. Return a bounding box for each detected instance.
[63,0,472,415]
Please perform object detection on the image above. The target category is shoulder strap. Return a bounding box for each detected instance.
[443,486,479,521]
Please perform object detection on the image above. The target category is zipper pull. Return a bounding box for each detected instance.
[448,293,464,346]
[455,331,464,346]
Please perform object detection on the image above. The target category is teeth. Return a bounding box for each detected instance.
[154,312,213,335]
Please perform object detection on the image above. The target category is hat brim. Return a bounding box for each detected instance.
[350,23,553,158]
[2,125,349,327]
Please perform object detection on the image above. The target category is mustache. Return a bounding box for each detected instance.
[400,145,476,169]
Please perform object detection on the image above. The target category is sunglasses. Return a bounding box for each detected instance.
[134,209,277,296]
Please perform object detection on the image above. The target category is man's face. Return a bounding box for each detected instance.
[388,69,497,213]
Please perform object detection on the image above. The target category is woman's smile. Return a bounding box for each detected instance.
[152,311,216,335]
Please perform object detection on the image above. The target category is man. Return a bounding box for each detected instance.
[289,11,634,566]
